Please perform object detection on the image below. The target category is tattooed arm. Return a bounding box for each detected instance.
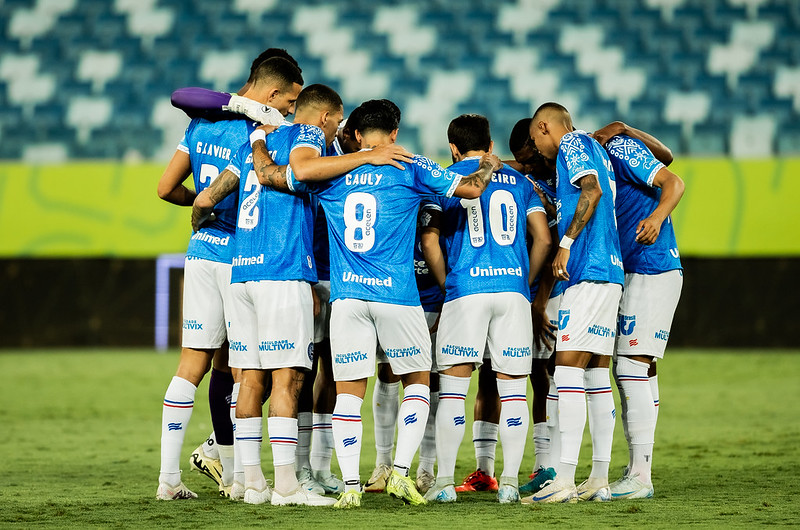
[452,153,503,199]
[191,169,239,232]
[250,136,291,192]
[552,174,602,281]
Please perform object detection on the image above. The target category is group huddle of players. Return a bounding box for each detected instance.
[155,48,684,508]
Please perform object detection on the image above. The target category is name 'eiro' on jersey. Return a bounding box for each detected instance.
[178,118,257,263]
[225,123,319,284]
[555,130,624,287]
[605,135,682,275]
[288,153,463,305]
[424,157,545,302]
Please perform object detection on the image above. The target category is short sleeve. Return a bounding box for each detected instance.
[286,164,315,194]
[559,132,599,188]
[412,156,463,197]
[605,135,665,187]
[226,143,250,178]
[177,133,189,154]
[291,124,325,155]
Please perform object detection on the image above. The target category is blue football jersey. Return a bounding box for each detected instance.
[427,157,545,302]
[555,131,624,287]
[605,135,682,274]
[226,123,319,284]
[289,154,463,305]
[524,168,564,301]
[179,118,255,263]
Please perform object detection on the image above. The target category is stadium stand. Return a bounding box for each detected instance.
[0,0,797,160]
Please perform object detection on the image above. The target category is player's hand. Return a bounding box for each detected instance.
[480,153,503,172]
[224,94,284,126]
[635,215,662,245]
[552,248,570,281]
[592,121,628,147]
[365,144,414,169]
[191,210,216,232]
[531,304,557,350]
[256,123,281,135]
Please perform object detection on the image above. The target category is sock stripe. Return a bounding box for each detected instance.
[312,423,333,429]
[163,399,194,408]
[439,393,467,400]
[617,375,649,381]
[472,437,497,443]
[557,386,586,394]
[269,437,298,445]
[332,414,362,422]
[586,387,613,394]
[236,436,262,442]
[402,395,430,405]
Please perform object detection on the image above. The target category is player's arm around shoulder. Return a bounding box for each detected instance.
[191,168,239,232]
[291,141,413,183]
[157,150,195,206]
[593,121,673,166]
[636,166,685,245]
[249,126,292,192]
[452,153,503,199]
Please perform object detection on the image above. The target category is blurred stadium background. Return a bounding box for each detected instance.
[0,0,798,348]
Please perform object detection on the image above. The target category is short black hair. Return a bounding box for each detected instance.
[355,99,401,135]
[342,105,366,135]
[532,101,570,121]
[509,118,532,153]
[249,48,301,81]
[447,114,491,153]
[250,57,304,91]
[296,83,342,113]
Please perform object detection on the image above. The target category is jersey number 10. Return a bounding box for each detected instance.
[460,190,518,248]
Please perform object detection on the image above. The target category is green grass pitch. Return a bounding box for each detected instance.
[1,349,798,528]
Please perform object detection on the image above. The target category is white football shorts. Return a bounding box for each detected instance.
[226,280,314,371]
[436,292,533,376]
[532,293,563,360]
[330,299,432,381]
[556,281,623,356]
[615,270,683,359]
[377,310,440,373]
[313,280,331,343]
[181,257,232,350]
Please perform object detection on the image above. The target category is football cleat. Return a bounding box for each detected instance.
[520,466,557,495]
[521,477,578,504]
[423,482,457,503]
[189,444,223,486]
[364,463,392,493]
[455,469,499,492]
[156,481,198,500]
[218,483,232,499]
[271,486,336,506]
[297,467,326,495]
[497,484,521,504]
[333,489,362,509]
[415,469,436,494]
[609,474,654,500]
[577,477,611,502]
[229,481,245,501]
[386,471,427,505]
[313,470,345,495]
[243,485,272,505]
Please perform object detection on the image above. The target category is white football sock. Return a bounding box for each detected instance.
[218,444,234,487]
[417,391,438,476]
[474,421,498,477]
[554,365,586,484]
[332,393,363,492]
[372,378,400,467]
[236,416,266,491]
[616,357,655,484]
[435,374,470,483]
[532,422,550,471]
[296,412,313,472]
[585,367,614,480]
[230,382,243,486]
[310,413,334,476]
[268,416,300,494]
[612,358,633,468]
[650,373,660,428]
[204,432,219,459]
[394,384,430,475]
[159,376,196,485]
[497,377,529,487]
[545,377,560,469]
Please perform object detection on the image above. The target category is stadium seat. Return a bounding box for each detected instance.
[232,0,278,28]
[8,7,56,49]
[730,114,776,157]
[66,96,113,144]
[125,6,174,50]
[198,51,248,92]
[77,51,123,93]
[664,91,711,138]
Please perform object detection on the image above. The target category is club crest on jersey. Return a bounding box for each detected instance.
[558,309,571,330]
[619,315,636,336]
[307,342,314,362]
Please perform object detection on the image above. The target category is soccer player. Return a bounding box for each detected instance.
[170,48,301,125]
[508,118,562,495]
[419,114,551,504]
[192,86,413,506]
[592,121,684,499]
[250,99,502,509]
[522,102,624,504]
[154,56,303,501]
